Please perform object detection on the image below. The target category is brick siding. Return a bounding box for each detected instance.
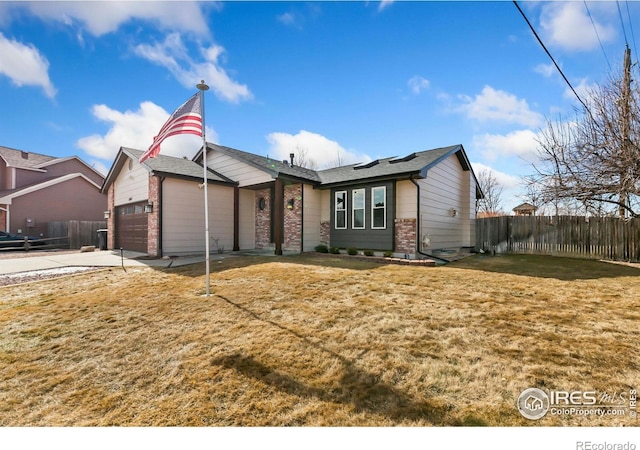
[283,184,302,252]
[255,188,271,249]
[394,218,416,255]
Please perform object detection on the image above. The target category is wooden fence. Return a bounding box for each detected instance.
[48,220,107,249]
[476,216,640,262]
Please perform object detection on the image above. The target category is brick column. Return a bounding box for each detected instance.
[394,218,416,255]
[320,220,330,246]
[284,184,302,252]
[255,188,271,249]
[147,176,161,256]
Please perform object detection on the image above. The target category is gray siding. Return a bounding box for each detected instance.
[329,181,394,251]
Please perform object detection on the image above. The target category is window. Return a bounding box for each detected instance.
[352,189,365,229]
[372,186,386,229]
[335,191,347,229]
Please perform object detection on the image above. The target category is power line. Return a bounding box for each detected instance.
[616,0,629,46]
[624,0,638,64]
[512,1,593,116]
[584,0,612,72]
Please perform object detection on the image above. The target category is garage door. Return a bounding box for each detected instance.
[116,202,148,253]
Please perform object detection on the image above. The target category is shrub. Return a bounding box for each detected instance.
[329,247,341,254]
[347,248,358,256]
[314,244,329,253]
[383,251,393,258]
[363,249,374,256]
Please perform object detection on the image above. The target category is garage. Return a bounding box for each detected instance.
[115,201,148,253]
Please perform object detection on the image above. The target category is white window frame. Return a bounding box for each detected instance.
[371,186,386,229]
[335,191,347,229]
[352,188,365,229]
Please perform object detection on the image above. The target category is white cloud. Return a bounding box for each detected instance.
[473,129,540,163]
[21,2,210,37]
[539,2,616,52]
[459,86,543,128]
[564,78,597,102]
[470,162,522,190]
[534,63,555,78]
[0,33,56,98]
[378,1,394,12]
[266,130,371,169]
[407,75,430,95]
[277,12,299,27]
[133,33,252,104]
[76,101,218,162]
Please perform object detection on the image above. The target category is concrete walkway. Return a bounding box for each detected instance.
[0,249,208,275]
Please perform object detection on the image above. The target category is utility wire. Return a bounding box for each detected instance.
[624,0,638,64]
[584,0,612,72]
[512,1,593,116]
[617,0,629,46]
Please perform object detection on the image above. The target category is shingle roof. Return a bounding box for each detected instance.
[0,145,57,170]
[317,145,464,186]
[200,143,322,183]
[122,147,234,184]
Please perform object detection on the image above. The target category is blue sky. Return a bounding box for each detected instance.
[1,1,638,211]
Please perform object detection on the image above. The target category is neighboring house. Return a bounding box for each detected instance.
[102,143,482,258]
[513,202,537,216]
[0,145,106,237]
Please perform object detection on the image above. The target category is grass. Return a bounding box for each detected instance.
[0,253,638,426]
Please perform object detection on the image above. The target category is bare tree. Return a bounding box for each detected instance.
[293,146,318,170]
[533,48,640,218]
[476,169,504,216]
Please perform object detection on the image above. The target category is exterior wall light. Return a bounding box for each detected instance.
[287,198,295,210]
[104,210,111,219]
[144,202,154,213]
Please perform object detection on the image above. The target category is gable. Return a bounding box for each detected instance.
[0,173,102,205]
[207,149,273,188]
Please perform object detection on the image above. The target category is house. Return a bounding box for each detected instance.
[0,145,106,237]
[102,143,482,258]
[513,202,537,216]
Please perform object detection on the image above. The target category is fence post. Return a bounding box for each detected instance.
[24,236,30,252]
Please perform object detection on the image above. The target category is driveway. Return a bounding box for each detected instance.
[0,249,206,276]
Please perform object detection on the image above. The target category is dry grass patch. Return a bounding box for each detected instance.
[0,254,638,426]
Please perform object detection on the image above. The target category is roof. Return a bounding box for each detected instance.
[317,145,465,186]
[195,143,322,184]
[0,145,57,171]
[513,202,537,211]
[101,147,236,193]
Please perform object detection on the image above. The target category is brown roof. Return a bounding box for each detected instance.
[0,145,57,170]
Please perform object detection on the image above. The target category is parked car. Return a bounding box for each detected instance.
[0,231,44,249]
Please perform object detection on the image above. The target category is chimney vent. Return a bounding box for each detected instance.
[289,153,295,167]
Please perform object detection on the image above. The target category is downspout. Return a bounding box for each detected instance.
[159,176,164,257]
[300,183,304,253]
[409,175,450,264]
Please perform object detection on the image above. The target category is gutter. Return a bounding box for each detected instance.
[409,175,450,264]
[159,176,164,257]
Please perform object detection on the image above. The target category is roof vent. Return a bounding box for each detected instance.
[390,153,417,164]
[21,151,29,159]
[354,159,379,170]
[282,159,289,166]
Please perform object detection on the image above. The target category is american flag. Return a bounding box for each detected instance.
[139,92,203,163]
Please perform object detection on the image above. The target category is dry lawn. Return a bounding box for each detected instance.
[0,254,638,426]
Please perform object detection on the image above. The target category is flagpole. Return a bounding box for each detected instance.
[196,80,211,296]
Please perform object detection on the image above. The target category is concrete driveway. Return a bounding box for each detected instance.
[0,249,207,275]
